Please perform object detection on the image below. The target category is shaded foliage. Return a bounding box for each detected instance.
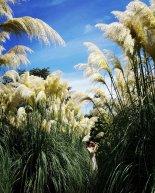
[18,67,50,79]
[0,106,94,193]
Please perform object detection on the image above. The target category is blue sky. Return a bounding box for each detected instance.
[2,0,149,92]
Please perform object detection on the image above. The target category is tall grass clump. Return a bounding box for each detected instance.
[76,1,155,192]
[0,70,95,193]
[0,1,95,193]
[1,111,93,193]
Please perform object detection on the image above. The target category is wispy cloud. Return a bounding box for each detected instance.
[84,24,94,34]
[63,72,91,92]
[29,32,113,61]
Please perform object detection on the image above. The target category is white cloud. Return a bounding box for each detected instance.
[84,24,94,34]
[63,72,91,92]
[68,78,91,92]
[29,33,113,66]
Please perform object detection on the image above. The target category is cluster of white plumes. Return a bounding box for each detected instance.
[0,70,97,134]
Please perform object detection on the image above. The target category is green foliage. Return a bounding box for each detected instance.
[18,67,50,79]
[0,145,18,193]
[0,106,94,193]
[17,69,26,76]
[92,102,155,193]
[29,67,50,79]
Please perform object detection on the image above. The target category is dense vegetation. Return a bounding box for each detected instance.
[0,0,155,193]
[75,1,155,192]
[0,1,94,193]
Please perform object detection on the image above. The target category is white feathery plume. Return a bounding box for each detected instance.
[90,71,106,85]
[47,70,63,78]
[112,11,130,24]
[80,116,98,130]
[0,16,65,46]
[16,107,26,128]
[36,90,46,103]
[19,72,45,94]
[0,45,5,54]
[0,0,14,19]
[96,22,134,54]
[112,10,148,51]
[126,0,155,27]
[3,70,19,82]
[89,88,106,99]
[150,0,155,14]
[14,84,35,100]
[0,45,33,67]
[84,66,97,78]
[103,49,123,72]
[0,32,10,43]
[45,76,61,95]
[19,71,30,84]
[84,42,111,73]
[41,119,55,133]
